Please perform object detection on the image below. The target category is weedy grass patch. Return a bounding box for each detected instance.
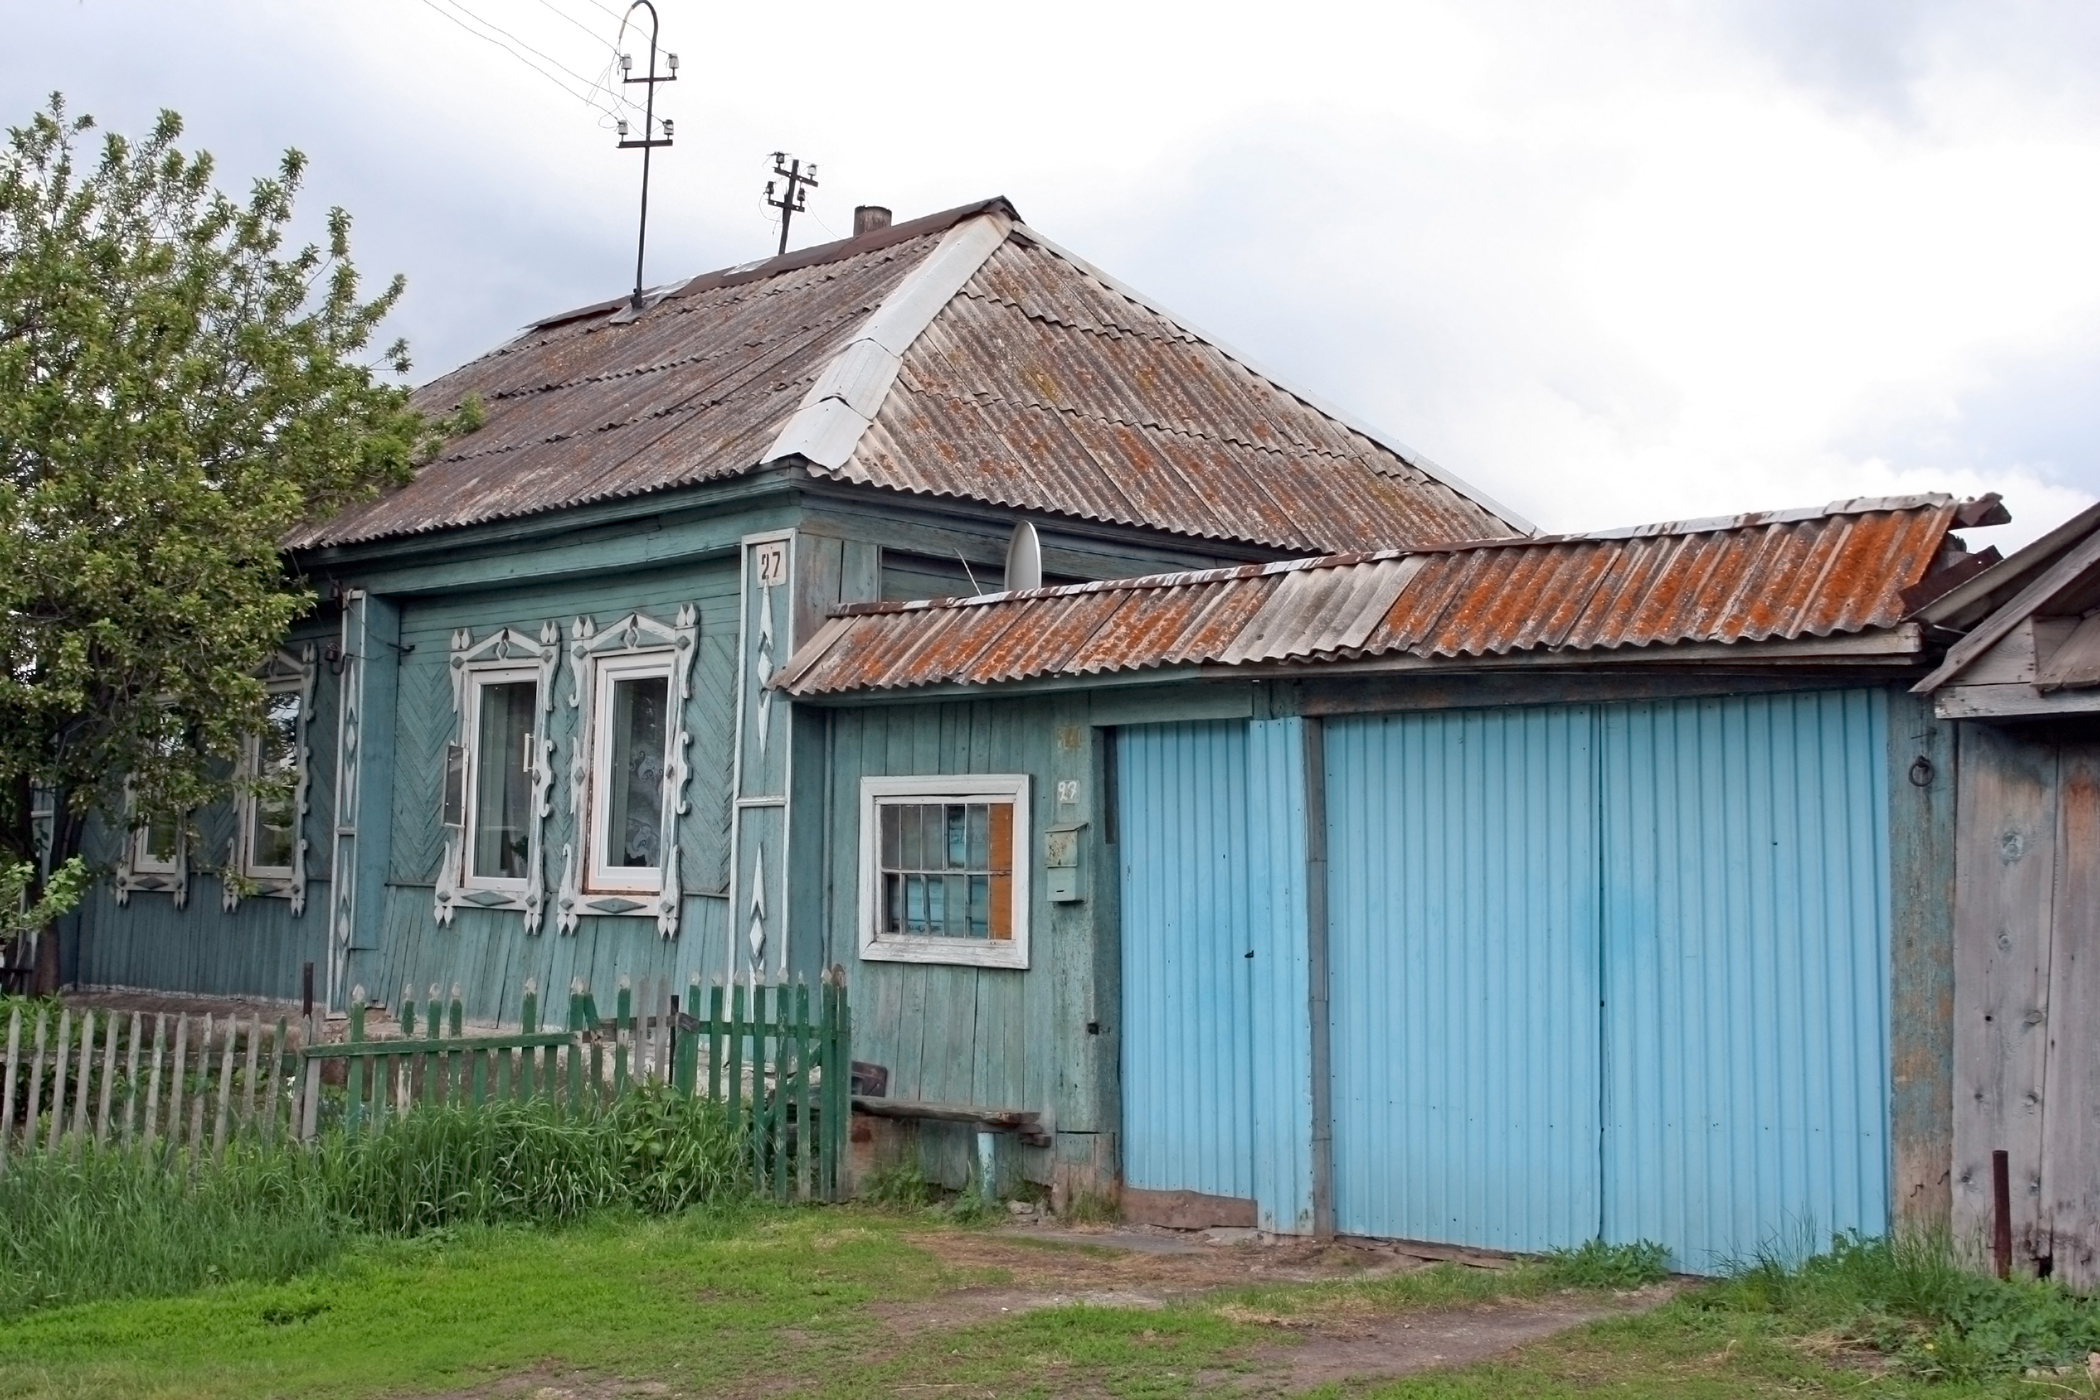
[0,1086,745,1318]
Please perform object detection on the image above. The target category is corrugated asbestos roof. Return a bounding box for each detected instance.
[774,496,1964,696]
[290,199,1518,552]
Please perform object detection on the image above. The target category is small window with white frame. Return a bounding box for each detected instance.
[457,666,540,889]
[859,775,1030,969]
[132,807,183,876]
[238,685,304,878]
[587,652,674,892]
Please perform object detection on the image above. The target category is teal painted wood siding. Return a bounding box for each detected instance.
[363,560,741,1021]
[74,621,340,1000]
[817,695,1107,1186]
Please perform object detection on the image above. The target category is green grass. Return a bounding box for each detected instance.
[0,1087,745,1317]
[4,1205,2098,1399]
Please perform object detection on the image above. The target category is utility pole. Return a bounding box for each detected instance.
[615,1,676,311]
[764,153,818,257]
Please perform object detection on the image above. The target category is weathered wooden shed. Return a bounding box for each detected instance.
[66,198,1522,1102]
[1913,502,2100,1288]
[774,495,2002,1266]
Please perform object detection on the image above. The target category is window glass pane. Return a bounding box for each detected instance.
[142,812,180,866]
[471,680,536,879]
[874,798,1013,943]
[607,674,668,869]
[247,691,302,870]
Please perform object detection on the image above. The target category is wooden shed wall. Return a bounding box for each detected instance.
[813,695,1114,1191]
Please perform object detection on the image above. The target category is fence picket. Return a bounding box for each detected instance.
[46,1008,69,1153]
[121,1012,142,1143]
[1,1005,20,1173]
[795,980,813,1200]
[211,1017,235,1158]
[68,1009,94,1142]
[24,1009,47,1155]
[187,1015,211,1162]
[95,1011,119,1144]
[143,1015,166,1147]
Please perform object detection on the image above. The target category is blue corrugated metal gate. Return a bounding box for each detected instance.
[1599,692,1890,1267]
[1118,721,1256,1208]
[1118,691,1891,1267]
[1326,707,1603,1253]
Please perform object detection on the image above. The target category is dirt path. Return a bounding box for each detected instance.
[881,1225,1671,1393]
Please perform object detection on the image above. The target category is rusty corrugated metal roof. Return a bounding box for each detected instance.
[774,496,1964,696]
[291,199,1519,552]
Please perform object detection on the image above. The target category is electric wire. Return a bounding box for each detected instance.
[416,0,643,125]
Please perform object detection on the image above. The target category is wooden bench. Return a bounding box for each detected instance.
[851,1095,1051,1148]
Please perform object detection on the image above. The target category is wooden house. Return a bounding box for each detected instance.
[69,198,1520,1043]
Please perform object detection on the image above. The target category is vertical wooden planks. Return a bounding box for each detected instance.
[188,1015,212,1161]
[211,1015,238,1159]
[795,981,813,1199]
[121,1013,142,1144]
[2041,743,2100,1288]
[167,1014,190,1152]
[1,1005,19,1173]
[47,1008,69,1153]
[144,1014,166,1148]
[69,1009,95,1142]
[24,1008,47,1155]
[264,1018,287,1145]
[1953,725,2057,1270]
[241,1014,263,1141]
[708,982,725,1102]
[95,1012,119,1144]
[345,998,366,1133]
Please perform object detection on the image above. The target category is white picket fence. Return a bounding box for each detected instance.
[0,1003,315,1170]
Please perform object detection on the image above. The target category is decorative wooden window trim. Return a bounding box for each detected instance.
[559,607,697,938]
[224,646,317,914]
[114,792,188,910]
[434,624,560,932]
[857,774,1031,969]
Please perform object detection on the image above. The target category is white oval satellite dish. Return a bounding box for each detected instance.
[1004,520,1042,592]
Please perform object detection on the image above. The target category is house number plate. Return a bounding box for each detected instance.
[753,541,787,587]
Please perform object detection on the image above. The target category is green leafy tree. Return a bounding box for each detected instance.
[0,95,450,986]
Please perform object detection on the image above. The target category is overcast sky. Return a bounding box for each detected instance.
[10,0,2099,548]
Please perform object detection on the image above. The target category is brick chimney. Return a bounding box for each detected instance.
[853,205,892,236]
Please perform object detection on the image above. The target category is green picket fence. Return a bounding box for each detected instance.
[312,972,851,1202]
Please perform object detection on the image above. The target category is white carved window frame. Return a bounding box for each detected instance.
[559,606,697,938]
[114,784,188,910]
[224,646,317,914]
[434,623,560,932]
[857,773,1032,970]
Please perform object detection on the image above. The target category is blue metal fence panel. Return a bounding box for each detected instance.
[1117,720,1255,1203]
[1325,707,1603,1252]
[1600,690,1891,1269]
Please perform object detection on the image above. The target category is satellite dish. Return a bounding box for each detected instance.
[1004,520,1042,592]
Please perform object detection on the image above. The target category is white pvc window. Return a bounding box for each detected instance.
[460,666,540,891]
[588,652,674,893]
[859,774,1030,969]
[237,685,304,878]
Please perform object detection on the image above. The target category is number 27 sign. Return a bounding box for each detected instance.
[752,540,787,588]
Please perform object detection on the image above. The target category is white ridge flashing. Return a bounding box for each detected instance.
[761,211,1014,474]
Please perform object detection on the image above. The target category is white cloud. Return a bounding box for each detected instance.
[8,0,2098,546]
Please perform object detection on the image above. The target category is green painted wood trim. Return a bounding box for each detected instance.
[302,1031,574,1058]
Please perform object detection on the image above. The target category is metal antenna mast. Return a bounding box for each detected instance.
[764,153,818,257]
[615,1,676,311]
